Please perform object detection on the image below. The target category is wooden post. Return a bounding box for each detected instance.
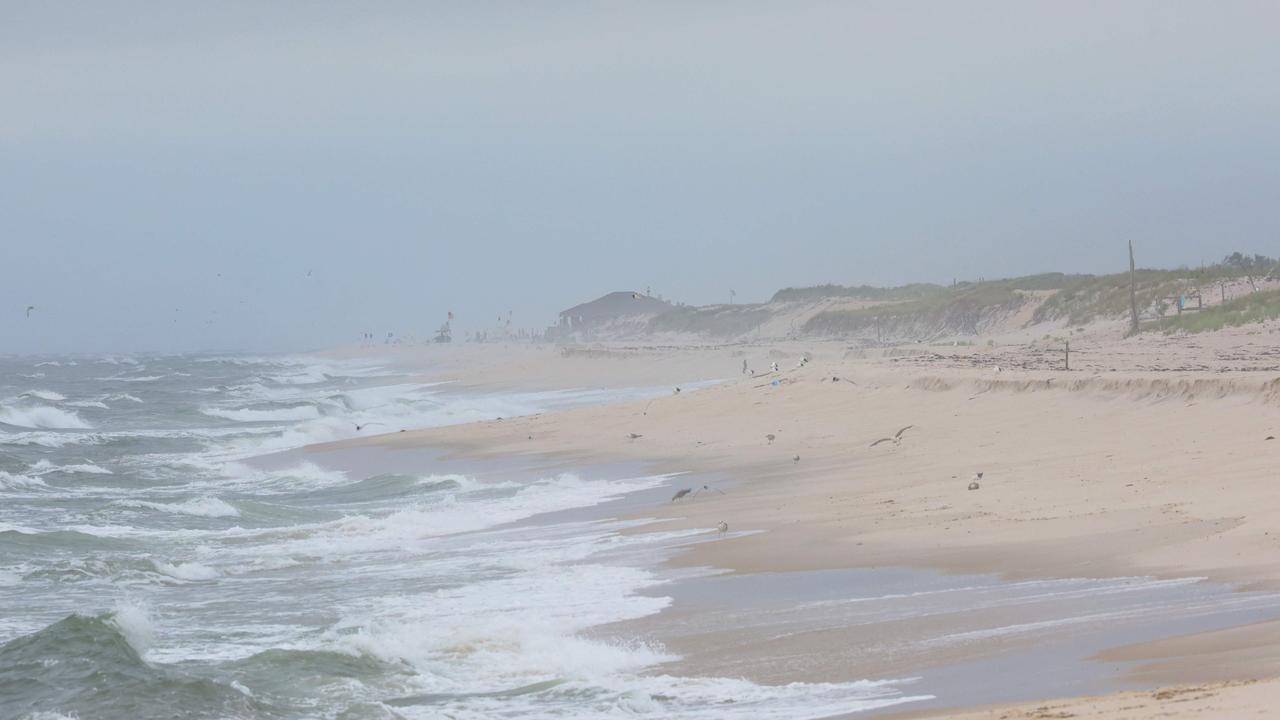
[1221,283,1226,305]
[1128,240,1139,335]
[1065,340,1070,371]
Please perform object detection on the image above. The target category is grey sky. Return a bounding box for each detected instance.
[3,1,1278,353]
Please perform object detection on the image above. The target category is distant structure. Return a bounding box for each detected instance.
[551,291,671,339]
[434,321,452,343]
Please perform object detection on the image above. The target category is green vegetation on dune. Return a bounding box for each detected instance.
[769,283,945,304]
[774,273,1084,306]
[1034,255,1280,326]
[641,252,1278,340]
[802,280,1032,337]
[1150,288,1280,334]
[647,304,775,336]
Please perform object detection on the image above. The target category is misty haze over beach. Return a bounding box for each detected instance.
[5,4,1280,720]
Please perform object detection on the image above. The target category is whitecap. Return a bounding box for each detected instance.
[65,400,109,409]
[117,497,240,518]
[201,405,322,423]
[20,390,66,402]
[107,602,154,656]
[0,404,91,429]
[0,470,47,490]
[28,460,113,476]
[152,560,221,581]
[104,393,144,404]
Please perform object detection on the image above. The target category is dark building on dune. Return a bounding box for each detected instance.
[555,291,672,335]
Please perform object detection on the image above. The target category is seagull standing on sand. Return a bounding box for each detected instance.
[968,472,983,490]
[717,521,728,535]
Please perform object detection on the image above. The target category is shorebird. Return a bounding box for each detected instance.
[627,433,643,440]
[793,454,800,463]
[870,426,914,448]
[968,472,983,490]
[766,434,775,444]
[717,521,728,535]
[671,488,693,502]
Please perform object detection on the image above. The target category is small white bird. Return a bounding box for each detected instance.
[968,471,983,491]
[717,521,728,535]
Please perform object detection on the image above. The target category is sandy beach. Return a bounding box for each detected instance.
[317,329,1280,717]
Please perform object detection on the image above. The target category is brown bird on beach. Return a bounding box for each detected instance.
[870,426,913,448]
[766,434,775,444]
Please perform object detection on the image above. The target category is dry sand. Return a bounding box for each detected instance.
[319,329,1280,717]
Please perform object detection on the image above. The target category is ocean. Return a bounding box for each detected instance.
[0,354,932,719]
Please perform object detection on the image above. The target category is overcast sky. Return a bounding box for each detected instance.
[3,1,1278,354]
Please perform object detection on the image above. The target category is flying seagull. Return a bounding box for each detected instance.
[766,433,775,444]
[671,488,693,502]
[870,425,914,448]
[354,422,384,431]
[25,305,35,318]
[627,433,643,440]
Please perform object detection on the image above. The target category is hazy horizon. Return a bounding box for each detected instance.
[4,1,1279,354]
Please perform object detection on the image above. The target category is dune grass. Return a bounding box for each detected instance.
[1151,288,1280,334]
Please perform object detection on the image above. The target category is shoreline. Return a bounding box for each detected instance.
[313,340,1280,716]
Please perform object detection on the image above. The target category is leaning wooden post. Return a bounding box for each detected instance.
[1065,340,1070,371]
[1128,240,1139,335]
